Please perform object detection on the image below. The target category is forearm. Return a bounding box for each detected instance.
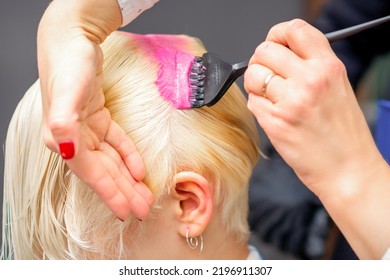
[319,153,390,259]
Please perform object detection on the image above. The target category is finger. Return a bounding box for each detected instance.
[113,152,153,208]
[84,106,111,148]
[66,146,151,221]
[248,41,304,79]
[104,121,154,209]
[247,92,275,132]
[266,19,333,59]
[99,142,153,208]
[43,123,60,152]
[98,141,135,182]
[65,147,129,220]
[105,121,146,182]
[133,181,154,207]
[247,93,284,141]
[46,80,85,157]
[97,145,152,220]
[244,63,287,103]
[41,83,82,155]
[87,173,134,221]
[46,43,103,157]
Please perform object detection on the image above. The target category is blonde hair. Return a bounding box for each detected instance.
[1,32,260,259]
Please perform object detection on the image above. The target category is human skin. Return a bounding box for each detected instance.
[244,19,390,259]
[37,0,153,221]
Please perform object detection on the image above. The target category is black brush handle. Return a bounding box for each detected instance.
[232,15,390,74]
[232,60,249,76]
[325,15,390,43]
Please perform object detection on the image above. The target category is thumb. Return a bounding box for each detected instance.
[44,82,83,160]
[47,119,80,161]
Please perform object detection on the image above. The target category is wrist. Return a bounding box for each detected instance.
[318,146,385,204]
[117,0,160,27]
[319,155,390,259]
[39,0,122,44]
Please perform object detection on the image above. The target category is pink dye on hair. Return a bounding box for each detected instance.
[123,33,195,109]
[155,48,195,109]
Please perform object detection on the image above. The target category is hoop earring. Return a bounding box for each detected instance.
[186,227,204,255]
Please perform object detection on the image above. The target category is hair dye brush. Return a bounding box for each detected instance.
[187,15,390,108]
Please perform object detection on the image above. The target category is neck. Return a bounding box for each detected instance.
[129,209,249,260]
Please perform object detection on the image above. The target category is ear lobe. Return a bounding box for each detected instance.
[172,171,213,238]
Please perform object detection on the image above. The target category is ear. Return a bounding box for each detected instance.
[172,171,213,238]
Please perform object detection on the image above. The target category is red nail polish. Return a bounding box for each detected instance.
[59,142,75,160]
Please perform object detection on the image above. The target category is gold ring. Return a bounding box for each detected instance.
[262,72,276,97]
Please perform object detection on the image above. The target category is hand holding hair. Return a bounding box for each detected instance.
[3,31,260,259]
[37,0,154,220]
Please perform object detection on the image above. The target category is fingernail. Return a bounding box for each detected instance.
[59,142,75,160]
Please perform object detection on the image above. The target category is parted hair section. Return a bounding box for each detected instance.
[1,31,260,259]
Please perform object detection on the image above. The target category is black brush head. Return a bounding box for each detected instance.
[189,56,206,108]
[189,52,246,108]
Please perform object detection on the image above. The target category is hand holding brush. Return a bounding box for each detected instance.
[186,15,390,109]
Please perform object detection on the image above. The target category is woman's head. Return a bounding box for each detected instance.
[2,31,260,259]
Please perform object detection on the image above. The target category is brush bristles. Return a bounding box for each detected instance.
[189,56,206,107]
